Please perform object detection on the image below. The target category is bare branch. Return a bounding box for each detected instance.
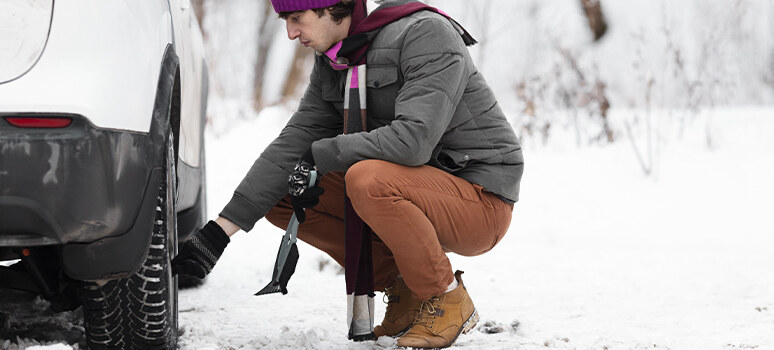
[580,0,607,41]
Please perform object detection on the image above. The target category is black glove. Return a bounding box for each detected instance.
[288,148,324,223]
[172,220,230,279]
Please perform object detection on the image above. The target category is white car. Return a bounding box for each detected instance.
[0,0,208,348]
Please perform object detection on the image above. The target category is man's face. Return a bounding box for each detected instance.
[284,9,350,52]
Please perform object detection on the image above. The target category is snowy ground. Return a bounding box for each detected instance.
[2,107,773,349]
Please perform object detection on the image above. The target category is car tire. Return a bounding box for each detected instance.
[81,130,178,349]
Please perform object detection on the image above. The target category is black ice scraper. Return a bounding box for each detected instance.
[255,171,317,296]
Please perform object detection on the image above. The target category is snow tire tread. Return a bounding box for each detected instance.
[82,170,176,350]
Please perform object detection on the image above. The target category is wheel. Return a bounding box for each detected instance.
[81,130,178,349]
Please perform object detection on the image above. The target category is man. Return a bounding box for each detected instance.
[172,0,524,348]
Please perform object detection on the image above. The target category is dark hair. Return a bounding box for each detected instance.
[279,0,355,23]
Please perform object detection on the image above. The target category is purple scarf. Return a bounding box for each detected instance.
[323,1,476,341]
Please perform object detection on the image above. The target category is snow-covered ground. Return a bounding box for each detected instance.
[178,106,774,350]
[4,106,772,350]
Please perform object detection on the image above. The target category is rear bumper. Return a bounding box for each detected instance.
[0,113,161,246]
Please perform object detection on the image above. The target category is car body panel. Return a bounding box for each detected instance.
[0,0,205,167]
[0,1,170,132]
[170,0,206,168]
[0,0,54,84]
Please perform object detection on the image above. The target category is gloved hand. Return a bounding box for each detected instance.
[288,148,324,223]
[171,220,230,279]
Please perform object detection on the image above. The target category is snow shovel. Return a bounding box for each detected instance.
[255,170,318,296]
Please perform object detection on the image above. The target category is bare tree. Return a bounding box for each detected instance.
[252,0,280,112]
[552,45,614,143]
[281,44,314,102]
[192,0,207,35]
[768,2,774,94]
[466,2,496,71]
[580,0,607,41]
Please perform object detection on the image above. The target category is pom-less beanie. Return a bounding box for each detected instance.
[271,0,342,13]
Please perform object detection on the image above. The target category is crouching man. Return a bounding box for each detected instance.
[173,0,523,348]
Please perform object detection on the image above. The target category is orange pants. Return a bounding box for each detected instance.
[265,160,513,300]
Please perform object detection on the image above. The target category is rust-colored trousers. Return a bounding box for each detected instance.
[265,160,513,300]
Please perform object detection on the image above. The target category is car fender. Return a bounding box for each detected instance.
[60,45,180,281]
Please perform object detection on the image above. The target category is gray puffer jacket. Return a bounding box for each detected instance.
[221,6,524,232]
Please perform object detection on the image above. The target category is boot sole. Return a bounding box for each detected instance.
[397,308,479,350]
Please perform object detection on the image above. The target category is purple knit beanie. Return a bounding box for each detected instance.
[271,0,342,13]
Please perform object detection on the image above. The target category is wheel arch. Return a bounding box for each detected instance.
[152,44,182,168]
[60,44,181,281]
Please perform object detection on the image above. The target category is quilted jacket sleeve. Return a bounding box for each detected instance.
[219,57,342,232]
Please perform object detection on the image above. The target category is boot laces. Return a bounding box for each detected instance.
[413,296,441,328]
[383,285,400,315]
[382,286,393,304]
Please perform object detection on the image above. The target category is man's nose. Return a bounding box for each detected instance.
[286,23,300,40]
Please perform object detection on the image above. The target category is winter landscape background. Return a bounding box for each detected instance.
[2,0,773,349]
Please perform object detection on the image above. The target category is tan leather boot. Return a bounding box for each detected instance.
[374,277,422,337]
[396,271,479,349]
